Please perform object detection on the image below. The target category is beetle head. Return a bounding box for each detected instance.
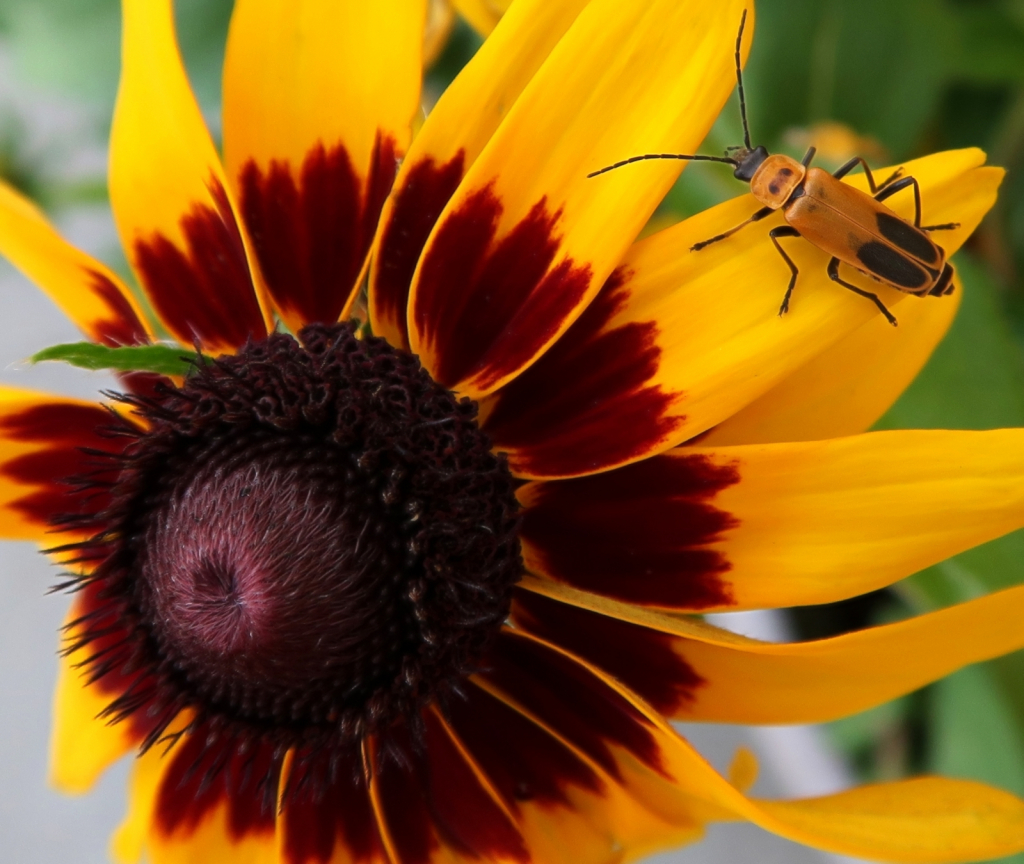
[728,145,769,182]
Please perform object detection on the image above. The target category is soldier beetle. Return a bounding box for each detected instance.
[589,10,959,326]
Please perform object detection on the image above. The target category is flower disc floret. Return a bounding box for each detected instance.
[73,323,521,747]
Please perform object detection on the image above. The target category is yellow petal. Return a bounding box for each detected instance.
[702,267,963,445]
[703,429,1024,610]
[517,427,1024,612]
[756,779,1024,863]
[451,0,509,36]
[407,0,752,397]
[0,181,151,346]
[50,599,138,794]
[728,747,759,793]
[424,0,456,68]
[483,150,997,478]
[369,0,594,349]
[111,0,271,352]
[223,0,424,330]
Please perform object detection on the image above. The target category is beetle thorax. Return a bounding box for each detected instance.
[750,154,806,210]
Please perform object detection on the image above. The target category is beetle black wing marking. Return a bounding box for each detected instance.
[855,241,931,289]
[928,263,956,297]
[874,212,939,264]
[828,257,898,326]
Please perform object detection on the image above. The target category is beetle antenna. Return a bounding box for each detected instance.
[587,153,738,178]
[735,9,752,150]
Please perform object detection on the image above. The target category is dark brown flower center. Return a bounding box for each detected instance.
[89,323,521,744]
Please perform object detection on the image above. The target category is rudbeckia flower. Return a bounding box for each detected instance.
[2,0,1024,862]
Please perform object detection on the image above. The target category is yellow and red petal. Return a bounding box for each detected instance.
[461,633,710,862]
[278,745,390,864]
[0,182,150,346]
[294,626,710,864]
[482,150,999,479]
[367,713,528,863]
[113,722,282,864]
[110,0,271,353]
[702,276,961,446]
[369,0,594,349]
[514,622,1024,862]
[517,429,1024,611]
[223,0,424,331]
[512,584,1024,725]
[403,0,750,398]
[0,389,127,541]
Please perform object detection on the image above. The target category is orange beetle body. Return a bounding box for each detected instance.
[747,155,956,303]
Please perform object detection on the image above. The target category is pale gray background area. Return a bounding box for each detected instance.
[0,46,858,864]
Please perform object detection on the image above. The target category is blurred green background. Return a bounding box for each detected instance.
[2,0,1024,859]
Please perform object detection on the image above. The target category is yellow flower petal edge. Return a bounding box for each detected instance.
[702,270,962,445]
[407,0,752,397]
[0,181,151,347]
[111,0,271,353]
[223,0,425,331]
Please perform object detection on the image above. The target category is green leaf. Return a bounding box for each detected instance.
[30,342,198,376]
[745,0,959,159]
[3,0,232,112]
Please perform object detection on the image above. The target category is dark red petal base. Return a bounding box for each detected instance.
[520,454,740,608]
[483,268,685,477]
[239,134,398,327]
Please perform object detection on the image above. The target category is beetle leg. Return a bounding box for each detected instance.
[876,168,904,191]
[769,226,802,316]
[827,257,898,326]
[873,175,922,227]
[832,156,903,193]
[691,206,774,251]
[922,222,960,232]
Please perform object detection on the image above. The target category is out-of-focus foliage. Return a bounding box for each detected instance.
[0,0,233,112]
[3,1,1024,859]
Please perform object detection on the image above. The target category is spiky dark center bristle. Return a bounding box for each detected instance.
[61,323,521,753]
